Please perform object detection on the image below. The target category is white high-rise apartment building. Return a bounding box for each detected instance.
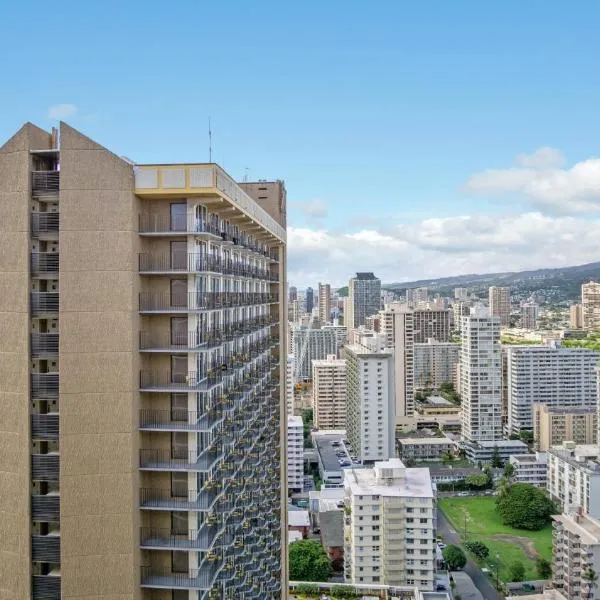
[521,301,539,329]
[506,343,600,434]
[413,340,460,390]
[343,343,395,463]
[348,272,381,328]
[288,415,304,493]
[291,324,347,381]
[344,459,435,589]
[312,355,347,429]
[452,301,471,333]
[582,281,600,332]
[553,509,600,600]
[318,282,332,324]
[461,306,502,441]
[454,287,469,301]
[286,354,295,415]
[489,286,510,326]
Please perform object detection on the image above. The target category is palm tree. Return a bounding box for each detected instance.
[497,476,510,498]
[504,462,515,482]
[582,566,598,600]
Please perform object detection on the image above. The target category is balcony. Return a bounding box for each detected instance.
[139,253,222,275]
[31,213,59,237]
[31,293,59,316]
[32,574,61,600]
[31,413,59,440]
[32,454,60,480]
[140,409,222,432]
[139,370,222,392]
[140,487,220,511]
[31,252,59,276]
[32,534,61,562]
[31,333,59,357]
[31,373,59,400]
[32,494,60,521]
[139,291,278,314]
[140,525,220,551]
[138,214,221,238]
[139,449,223,472]
[32,171,59,196]
[140,565,219,590]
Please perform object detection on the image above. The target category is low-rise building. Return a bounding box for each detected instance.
[397,435,456,462]
[344,458,436,589]
[547,442,600,518]
[415,395,461,416]
[428,466,483,485]
[464,439,529,465]
[288,415,304,493]
[288,508,310,538]
[553,508,600,600]
[313,431,352,488]
[534,403,597,451]
[509,452,548,488]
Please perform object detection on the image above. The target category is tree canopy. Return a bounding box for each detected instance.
[465,540,489,560]
[443,545,467,570]
[496,483,556,530]
[536,557,552,579]
[510,561,526,582]
[289,540,332,582]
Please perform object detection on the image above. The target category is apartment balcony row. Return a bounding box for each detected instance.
[32,171,59,196]
[31,212,59,236]
[140,409,224,432]
[33,574,60,600]
[31,252,59,276]
[31,373,59,400]
[31,292,59,316]
[32,534,61,563]
[140,526,221,551]
[140,487,221,512]
[140,564,220,590]
[32,454,59,480]
[31,333,59,357]
[138,215,279,262]
[139,291,279,313]
[139,448,223,473]
[32,494,60,521]
[31,413,59,440]
[139,253,279,282]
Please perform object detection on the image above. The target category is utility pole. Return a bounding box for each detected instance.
[464,514,467,540]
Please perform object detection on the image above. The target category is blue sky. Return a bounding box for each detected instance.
[3,1,600,287]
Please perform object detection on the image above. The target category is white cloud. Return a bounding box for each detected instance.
[47,104,78,119]
[287,213,600,288]
[466,148,600,213]
[294,199,328,220]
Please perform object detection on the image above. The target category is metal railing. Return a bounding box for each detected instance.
[138,214,221,236]
[139,369,223,390]
[31,373,59,399]
[31,333,59,356]
[31,414,59,440]
[139,487,220,511]
[31,293,59,315]
[140,526,219,550]
[31,212,59,236]
[32,575,61,600]
[31,252,59,275]
[140,565,219,590]
[139,449,222,472]
[31,495,60,521]
[32,171,59,196]
[32,535,61,562]
[139,409,221,431]
[32,454,59,480]
[139,292,278,312]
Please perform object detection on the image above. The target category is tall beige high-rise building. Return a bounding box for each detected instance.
[0,123,287,600]
[582,281,600,331]
[312,355,347,429]
[488,286,510,326]
[570,303,583,329]
[534,404,597,451]
[318,282,331,324]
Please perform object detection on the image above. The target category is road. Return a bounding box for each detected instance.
[437,510,504,600]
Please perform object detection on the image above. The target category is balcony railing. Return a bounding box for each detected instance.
[32,574,61,600]
[31,293,59,315]
[31,495,60,521]
[139,369,223,391]
[31,414,59,440]
[32,171,59,196]
[140,525,219,550]
[32,535,61,562]
[139,409,221,432]
[138,214,221,237]
[32,454,60,480]
[31,213,59,236]
[31,252,59,276]
[139,487,220,511]
[139,292,278,313]
[139,448,222,472]
[31,333,59,356]
[140,565,219,590]
[31,373,59,399]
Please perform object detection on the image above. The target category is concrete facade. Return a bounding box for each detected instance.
[312,355,347,430]
[534,403,597,451]
[488,286,510,327]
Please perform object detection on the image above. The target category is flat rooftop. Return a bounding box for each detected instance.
[398,437,454,445]
[424,395,453,406]
[554,511,600,544]
[548,444,600,472]
[471,440,529,449]
[288,415,303,427]
[313,432,349,473]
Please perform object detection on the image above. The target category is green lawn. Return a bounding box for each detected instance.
[438,496,553,582]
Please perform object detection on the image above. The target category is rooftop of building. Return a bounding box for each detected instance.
[354,272,378,280]
[287,415,303,427]
[423,395,453,406]
[554,509,600,544]
[313,432,348,473]
[548,443,600,472]
[510,452,548,464]
[344,343,392,358]
[344,458,434,499]
[397,436,455,446]
[320,510,344,548]
[288,509,310,528]
[428,466,481,477]
[534,403,597,415]
[311,355,346,367]
[468,440,529,450]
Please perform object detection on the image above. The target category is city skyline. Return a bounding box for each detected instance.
[3,3,600,288]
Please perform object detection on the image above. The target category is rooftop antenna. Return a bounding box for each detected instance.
[244,167,249,182]
[208,117,212,163]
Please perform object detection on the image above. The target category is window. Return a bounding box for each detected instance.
[170,202,187,232]
[172,551,188,573]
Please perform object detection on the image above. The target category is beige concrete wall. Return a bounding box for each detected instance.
[239,181,287,228]
[0,123,51,600]
[58,123,140,599]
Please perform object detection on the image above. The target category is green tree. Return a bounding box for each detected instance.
[520,430,534,444]
[442,451,455,464]
[582,566,599,600]
[465,472,491,489]
[503,462,515,480]
[509,561,526,582]
[289,539,332,581]
[497,476,510,498]
[536,557,552,579]
[442,545,467,570]
[490,445,504,468]
[464,540,489,560]
[496,483,556,530]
